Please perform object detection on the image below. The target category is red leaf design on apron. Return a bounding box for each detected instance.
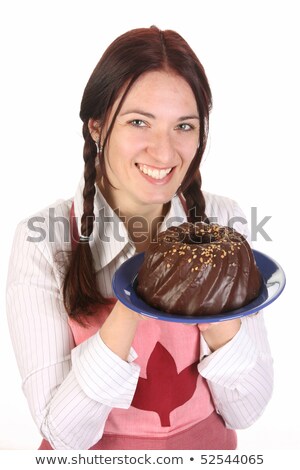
[131,341,199,426]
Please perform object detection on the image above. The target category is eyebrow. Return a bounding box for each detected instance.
[119,110,200,120]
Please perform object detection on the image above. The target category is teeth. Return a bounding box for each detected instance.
[138,164,172,180]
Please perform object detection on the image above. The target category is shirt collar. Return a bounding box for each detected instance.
[73,176,187,272]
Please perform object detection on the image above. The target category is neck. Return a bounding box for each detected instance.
[127,204,169,253]
[97,179,170,252]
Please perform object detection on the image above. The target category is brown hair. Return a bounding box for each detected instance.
[63,26,212,322]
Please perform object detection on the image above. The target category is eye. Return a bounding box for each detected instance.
[129,119,147,127]
[176,123,195,132]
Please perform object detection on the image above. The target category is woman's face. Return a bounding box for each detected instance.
[95,70,200,214]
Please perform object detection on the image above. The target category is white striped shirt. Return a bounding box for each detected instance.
[6,177,273,449]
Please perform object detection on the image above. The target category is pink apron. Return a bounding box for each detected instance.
[38,203,237,450]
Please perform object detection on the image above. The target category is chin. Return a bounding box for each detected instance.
[143,189,177,204]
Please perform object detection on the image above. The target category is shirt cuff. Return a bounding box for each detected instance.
[200,334,212,361]
[72,333,140,408]
[198,320,258,389]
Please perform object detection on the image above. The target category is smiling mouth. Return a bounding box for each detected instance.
[136,163,173,180]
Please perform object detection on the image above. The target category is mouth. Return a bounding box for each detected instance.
[136,163,173,180]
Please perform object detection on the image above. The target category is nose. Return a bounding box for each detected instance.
[147,130,176,166]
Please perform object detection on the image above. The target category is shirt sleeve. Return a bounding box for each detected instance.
[198,312,274,429]
[6,220,140,450]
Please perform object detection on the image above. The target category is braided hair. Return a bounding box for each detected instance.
[63,26,212,322]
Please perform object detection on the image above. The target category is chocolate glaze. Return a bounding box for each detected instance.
[136,222,262,316]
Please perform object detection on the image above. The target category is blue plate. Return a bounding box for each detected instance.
[112,250,286,323]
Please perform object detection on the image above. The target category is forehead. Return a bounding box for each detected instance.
[117,70,197,113]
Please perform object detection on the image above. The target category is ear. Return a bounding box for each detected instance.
[88,119,101,143]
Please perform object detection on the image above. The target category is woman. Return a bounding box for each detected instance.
[6,26,273,450]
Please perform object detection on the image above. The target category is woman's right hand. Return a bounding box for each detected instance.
[99,300,144,361]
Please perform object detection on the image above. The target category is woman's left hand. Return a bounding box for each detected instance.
[197,319,241,352]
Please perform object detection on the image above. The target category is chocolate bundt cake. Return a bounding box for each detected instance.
[136,222,262,316]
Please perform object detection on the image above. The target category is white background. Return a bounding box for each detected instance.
[0,0,299,451]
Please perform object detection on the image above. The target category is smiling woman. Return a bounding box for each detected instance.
[6,26,273,450]
[90,71,200,212]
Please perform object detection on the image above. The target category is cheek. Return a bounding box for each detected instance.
[182,149,196,168]
[105,142,125,170]
[176,135,199,161]
[109,145,146,174]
